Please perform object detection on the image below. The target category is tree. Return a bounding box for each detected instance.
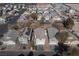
[0,41,3,45]
[66,48,79,56]
[30,13,38,20]
[54,42,69,56]
[63,17,74,29]
[0,34,4,39]
[11,24,20,30]
[26,20,32,27]
[55,31,68,43]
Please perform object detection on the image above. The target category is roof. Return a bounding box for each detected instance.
[47,27,59,45]
[35,38,45,45]
[3,40,16,46]
[37,3,50,10]
[34,28,46,39]
[34,28,46,45]
[49,37,58,45]
[66,4,79,11]
[18,35,28,44]
[18,27,32,44]
[2,29,18,41]
[0,17,6,24]
[50,10,59,18]
[47,27,59,38]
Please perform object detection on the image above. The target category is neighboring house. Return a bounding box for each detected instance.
[69,9,76,15]
[22,4,26,9]
[37,9,43,15]
[0,29,19,48]
[43,10,51,21]
[37,3,50,10]
[2,7,7,16]
[47,27,59,50]
[0,17,6,24]
[50,10,59,18]
[31,8,37,13]
[50,4,69,20]
[34,28,46,50]
[37,15,42,21]
[18,27,32,48]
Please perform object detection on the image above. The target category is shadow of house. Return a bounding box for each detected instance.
[27,51,34,56]
[38,54,46,56]
[18,53,25,56]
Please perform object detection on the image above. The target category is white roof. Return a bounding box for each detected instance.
[67,37,74,40]
[35,38,45,45]
[0,17,6,24]
[37,15,42,21]
[18,35,28,44]
[53,16,61,21]
[49,37,58,45]
[34,28,46,39]
[45,15,50,20]
[23,11,30,15]
[3,29,18,41]
[34,28,46,45]
[69,9,75,14]
[71,41,79,45]
[3,40,15,46]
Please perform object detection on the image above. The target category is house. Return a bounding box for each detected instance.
[37,3,50,10]
[0,17,6,24]
[22,4,25,9]
[34,28,46,50]
[2,40,16,48]
[47,27,59,50]
[37,15,42,21]
[18,27,32,48]
[69,9,75,15]
[43,10,51,21]
[37,9,43,15]
[2,7,7,16]
[0,29,19,48]
[50,10,59,18]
